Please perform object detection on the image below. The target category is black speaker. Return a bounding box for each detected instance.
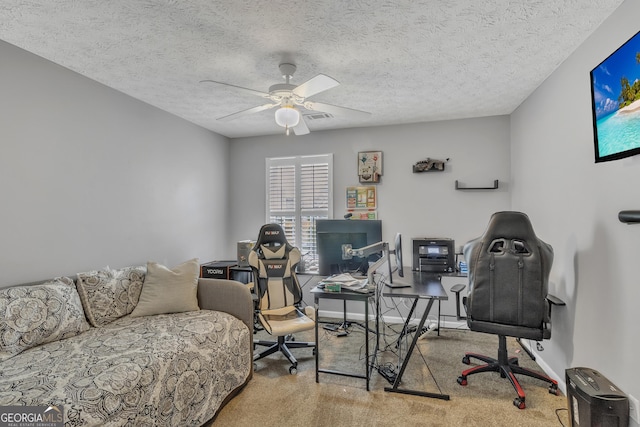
[566,367,628,427]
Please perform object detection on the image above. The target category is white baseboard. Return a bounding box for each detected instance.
[317,309,468,330]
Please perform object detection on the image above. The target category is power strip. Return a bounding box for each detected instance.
[377,366,397,384]
[418,321,438,339]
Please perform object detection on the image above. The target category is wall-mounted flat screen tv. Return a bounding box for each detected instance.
[590,30,640,163]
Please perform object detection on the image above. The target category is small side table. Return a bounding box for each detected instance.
[311,286,377,391]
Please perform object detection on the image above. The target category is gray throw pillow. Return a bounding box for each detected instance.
[130,258,200,317]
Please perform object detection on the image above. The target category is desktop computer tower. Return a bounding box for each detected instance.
[566,367,629,427]
[237,240,254,267]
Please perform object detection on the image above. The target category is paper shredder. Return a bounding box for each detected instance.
[566,367,628,427]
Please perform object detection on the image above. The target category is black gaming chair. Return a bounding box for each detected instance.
[248,223,315,374]
[456,211,563,409]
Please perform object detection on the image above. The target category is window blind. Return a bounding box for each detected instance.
[266,155,333,272]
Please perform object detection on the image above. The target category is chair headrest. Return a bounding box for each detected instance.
[252,223,291,251]
[481,211,537,242]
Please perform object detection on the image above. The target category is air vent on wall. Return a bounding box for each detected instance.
[304,112,334,121]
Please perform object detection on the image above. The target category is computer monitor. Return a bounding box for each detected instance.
[316,219,382,276]
[394,233,404,277]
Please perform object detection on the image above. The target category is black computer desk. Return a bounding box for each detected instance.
[382,270,450,400]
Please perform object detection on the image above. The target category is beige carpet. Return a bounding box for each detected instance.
[211,320,569,427]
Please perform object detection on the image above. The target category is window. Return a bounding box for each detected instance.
[266,154,333,272]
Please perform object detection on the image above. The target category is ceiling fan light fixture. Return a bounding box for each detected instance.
[275,106,300,129]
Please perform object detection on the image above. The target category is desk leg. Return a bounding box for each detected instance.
[365,297,369,391]
[373,289,380,376]
[343,300,348,328]
[315,297,319,384]
[384,298,450,400]
[396,298,419,349]
[437,300,441,337]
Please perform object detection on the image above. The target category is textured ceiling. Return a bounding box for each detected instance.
[0,1,625,138]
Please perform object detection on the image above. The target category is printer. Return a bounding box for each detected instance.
[412,238,456,273]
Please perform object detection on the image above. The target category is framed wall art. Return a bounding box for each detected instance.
[346,186,377,210]
[358,151,382,183]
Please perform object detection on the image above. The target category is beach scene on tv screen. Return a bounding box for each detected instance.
[591,31,640,158]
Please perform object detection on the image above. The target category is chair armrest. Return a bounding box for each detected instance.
[546,294,565,306]
[197,278,254,332]
[543,294,565,335]
[450,283,466,293]
[450,283,467,320]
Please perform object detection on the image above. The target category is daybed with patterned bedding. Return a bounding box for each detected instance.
[0,259,253,426]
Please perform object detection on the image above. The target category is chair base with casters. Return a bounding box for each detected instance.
[456,335,559,409]
[254,334,316,375]
[253,306,316,375]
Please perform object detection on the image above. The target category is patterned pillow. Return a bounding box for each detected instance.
[0,277,90,362]
[76,265,146,327]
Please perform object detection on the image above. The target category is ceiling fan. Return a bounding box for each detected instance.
[201,63,371,135]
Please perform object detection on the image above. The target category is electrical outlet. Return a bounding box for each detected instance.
[629,394,640,423]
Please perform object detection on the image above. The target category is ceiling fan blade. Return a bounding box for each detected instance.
[304,101,371,119]
[293,117,310,136]
[217,103,278,121]
[200,80,270,98]
[292,74,340,99]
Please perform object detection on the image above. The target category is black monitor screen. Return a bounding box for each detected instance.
[395,233,403,277]
[316,220,382,276]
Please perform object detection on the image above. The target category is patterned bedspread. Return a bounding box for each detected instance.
[0,310,251,426]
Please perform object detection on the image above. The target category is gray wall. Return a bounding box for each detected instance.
[511,0,639,418]
[0,40,230,286]
[229,116,511,248]
[228,116,511,321]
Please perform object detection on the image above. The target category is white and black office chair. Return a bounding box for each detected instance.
[248,223,315,374]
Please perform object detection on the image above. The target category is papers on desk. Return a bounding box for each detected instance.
[319,273,368,289]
